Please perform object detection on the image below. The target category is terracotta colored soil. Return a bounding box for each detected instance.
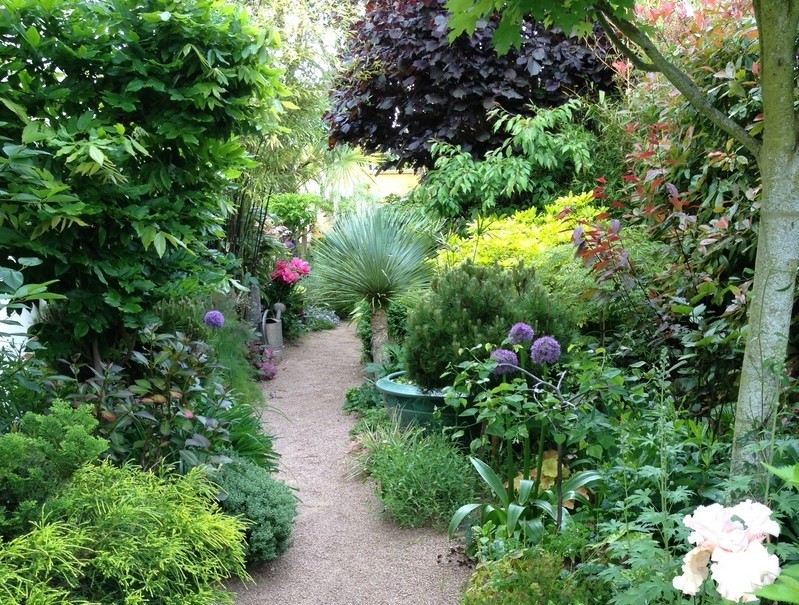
[232,322,471,605]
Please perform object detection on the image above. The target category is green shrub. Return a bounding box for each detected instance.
[343,383,384,415]
[462,548,609,605]
[358,423,478,528]
[213,451,298,564]
[0,520,89,604]
[438,191,603,268]
[40,463,248,604]
[405,261,574,389]
[0,400,108,538]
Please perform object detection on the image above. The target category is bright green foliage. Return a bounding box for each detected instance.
[41,463,248,604]
[411,101,596,220]
[0,401,108,538]
[0,0,286,362]
[439,191,601,267]
[357,423,478,529]
[269,193,325,242]
[213,450,298,564]
[404,262,574,389]
[0,521,90,605]
[446,0,635,53]
[462,547,607,605]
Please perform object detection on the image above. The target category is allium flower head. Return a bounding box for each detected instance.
[530,336,561,365]
[490,348,518,375]
[203,310,225,329]
[508,322,535,345]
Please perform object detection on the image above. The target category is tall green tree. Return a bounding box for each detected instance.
[0,0,286,365]
[446,0,795,483]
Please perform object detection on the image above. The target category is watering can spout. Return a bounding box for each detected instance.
[273,302,286,320]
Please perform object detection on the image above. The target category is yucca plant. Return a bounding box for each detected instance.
[312,205,438,364]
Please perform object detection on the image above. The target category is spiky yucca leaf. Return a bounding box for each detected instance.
[313,205,438,363]
[313,205,438,312]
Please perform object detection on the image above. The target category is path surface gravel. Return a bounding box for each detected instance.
[232,323,470,605]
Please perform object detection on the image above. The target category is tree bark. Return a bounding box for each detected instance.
[731,2,799,484]
[370,305,390,366]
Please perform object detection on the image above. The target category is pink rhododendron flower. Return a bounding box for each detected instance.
[289,257,310,276]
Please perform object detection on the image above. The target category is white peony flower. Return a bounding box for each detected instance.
[710,541,781,603]
[672,546,711,596]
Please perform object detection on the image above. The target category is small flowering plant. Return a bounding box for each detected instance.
[245,340,278,381]
[203,309,225,329]
[269,257,310,286]
[673,501,781,603]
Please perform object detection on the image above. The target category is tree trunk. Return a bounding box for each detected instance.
[731,2,799,485]
[370,306,390,366]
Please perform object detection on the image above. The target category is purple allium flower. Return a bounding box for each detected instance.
[203,310,225,329]
[530,336,561,365]
[508,322,535,345]
[284,240,295,249]
[490,348,519,375]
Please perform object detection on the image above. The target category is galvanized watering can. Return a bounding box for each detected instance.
[261,302,286,363]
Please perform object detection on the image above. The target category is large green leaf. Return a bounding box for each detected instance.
[471,456,510,507]
[448,503,482,538]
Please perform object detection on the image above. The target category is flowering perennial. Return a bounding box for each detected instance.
[490,348,518,375]
[529,336,561,365]
[203,310,225,329]
[270,257,310,285]
[673,500,781,602]
[508,322,535,345]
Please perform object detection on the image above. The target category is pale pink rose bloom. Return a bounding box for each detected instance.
[684,503,748,552]
[710,541,781,603]
[672,547,711,596]
[730,500,781,542]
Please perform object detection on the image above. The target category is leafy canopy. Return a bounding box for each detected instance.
[327,0,615,170]
[0,0,286,361]
[447,0,636,53]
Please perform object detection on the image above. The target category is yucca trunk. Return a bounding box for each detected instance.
[370,306,390,366]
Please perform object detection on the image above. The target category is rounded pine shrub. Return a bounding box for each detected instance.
[214,451,298,564]
[405,261,574,389]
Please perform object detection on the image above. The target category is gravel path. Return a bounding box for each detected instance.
[232,323,470,605]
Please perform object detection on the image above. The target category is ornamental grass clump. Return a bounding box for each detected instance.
[404,261,573,390]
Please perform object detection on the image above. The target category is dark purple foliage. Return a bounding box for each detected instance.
[327,0,616,169]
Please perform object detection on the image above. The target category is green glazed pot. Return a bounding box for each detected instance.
[375,371,460,429]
